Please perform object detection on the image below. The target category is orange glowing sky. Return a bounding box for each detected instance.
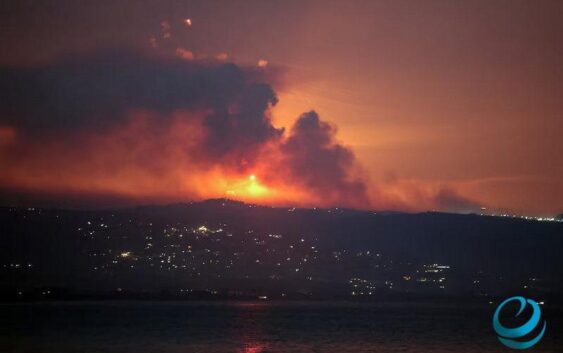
[0,0,562,215]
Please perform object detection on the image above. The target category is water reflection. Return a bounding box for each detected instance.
[237,342,268,353]
[231,302,270,353]
[2,301,561,353]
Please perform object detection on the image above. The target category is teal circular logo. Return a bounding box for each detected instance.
[493,296,547,349]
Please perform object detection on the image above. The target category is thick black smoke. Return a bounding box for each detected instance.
[0,51,282,160]
[281,111,368,206]
[0,51,370,207]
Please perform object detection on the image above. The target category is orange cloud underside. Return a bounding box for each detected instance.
[0,110,315,208]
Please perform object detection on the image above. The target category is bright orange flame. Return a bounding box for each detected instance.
[0,110,364,209]
[222,174,270,200]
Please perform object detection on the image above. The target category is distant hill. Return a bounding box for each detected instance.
[1,200,562,301]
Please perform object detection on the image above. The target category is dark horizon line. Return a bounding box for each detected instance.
[2,197,561,221]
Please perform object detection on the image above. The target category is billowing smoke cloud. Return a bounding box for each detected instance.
[0,51,282,165]
[0,51,370,208]
[0,50,481,212]
[278,111,368,207]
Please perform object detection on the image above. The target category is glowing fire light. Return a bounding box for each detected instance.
[257,59,268,68]
[184,18,192,26]
[223,174,269,199]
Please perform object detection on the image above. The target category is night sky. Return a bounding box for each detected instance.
[0,0,561,215]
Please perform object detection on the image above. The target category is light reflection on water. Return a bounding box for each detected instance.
[237,343,267,353]
[1,301,561,353]
[232,302,269,353]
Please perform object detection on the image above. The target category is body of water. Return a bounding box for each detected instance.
[2,301,561,352]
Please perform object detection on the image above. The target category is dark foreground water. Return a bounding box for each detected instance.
[2,301,561,353]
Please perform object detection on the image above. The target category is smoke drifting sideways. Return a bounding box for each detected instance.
[0,51,373,209]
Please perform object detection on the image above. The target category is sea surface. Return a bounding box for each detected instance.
[2,301,561,353]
